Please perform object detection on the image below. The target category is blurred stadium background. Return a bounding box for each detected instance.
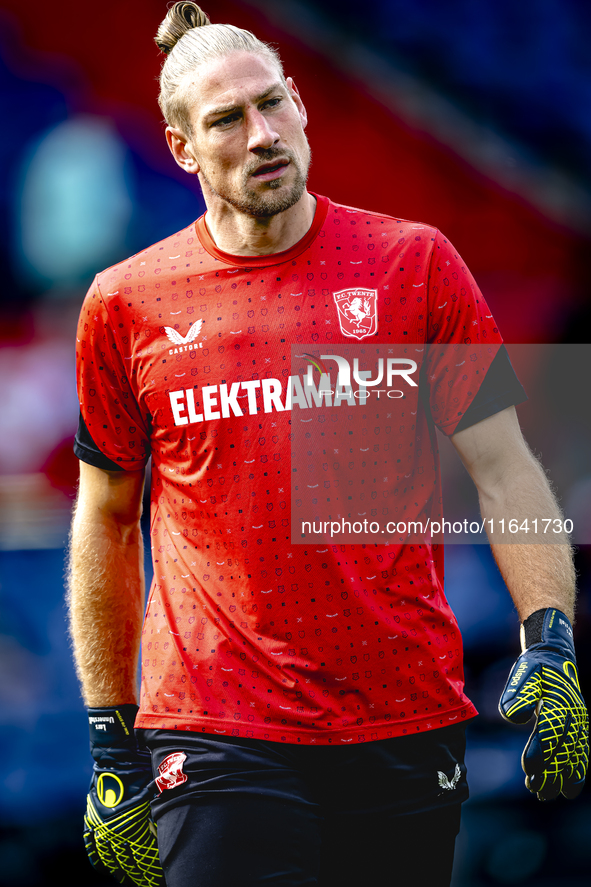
[0,0,590,883]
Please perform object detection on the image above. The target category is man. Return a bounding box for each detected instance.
[69,4,588,887]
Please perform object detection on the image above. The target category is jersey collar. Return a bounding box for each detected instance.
[195,193,329,267]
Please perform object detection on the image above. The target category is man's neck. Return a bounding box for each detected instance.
[203,190,317,256]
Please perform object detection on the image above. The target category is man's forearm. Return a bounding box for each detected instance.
[478,454,575,623]
[68,501,145,707]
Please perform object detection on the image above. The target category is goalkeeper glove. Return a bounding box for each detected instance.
[84,704,165,886]
[499,608,588,800]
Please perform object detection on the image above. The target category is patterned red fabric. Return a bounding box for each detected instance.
[76,195,502,744]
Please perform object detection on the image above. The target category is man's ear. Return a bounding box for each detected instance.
[165,127,200,175]
[286,77,308,129]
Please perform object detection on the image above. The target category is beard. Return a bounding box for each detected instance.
[199,143,311,219]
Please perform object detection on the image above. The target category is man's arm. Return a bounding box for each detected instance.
[451,406,587,800]
[450,405,575,621]
[68,461,146,706]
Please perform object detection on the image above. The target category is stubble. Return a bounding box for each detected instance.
[200,144,311,219]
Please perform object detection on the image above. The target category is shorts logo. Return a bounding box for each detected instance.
[437,763,461,791]
[332,288,378,340]
[155,752,188,793]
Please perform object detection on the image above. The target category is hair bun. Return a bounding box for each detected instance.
[155,2,211,54]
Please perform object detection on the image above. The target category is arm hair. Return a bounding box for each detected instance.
[451,406,575,623]
[67,462,146,706]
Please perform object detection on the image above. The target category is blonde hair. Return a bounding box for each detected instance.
[155,2,285,135]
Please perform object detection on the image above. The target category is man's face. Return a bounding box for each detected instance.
[179,52,311,218]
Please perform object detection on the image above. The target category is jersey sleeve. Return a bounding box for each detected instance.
[453,345,527,432]
[75,278,150,469]
[424,230,524,436]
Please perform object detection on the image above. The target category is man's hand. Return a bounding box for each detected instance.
[84,705,165,886]
[499,608,588,800]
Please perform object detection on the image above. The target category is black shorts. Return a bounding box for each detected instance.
[142,724,468,887]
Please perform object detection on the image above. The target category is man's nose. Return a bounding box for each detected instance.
[247,110,280,152]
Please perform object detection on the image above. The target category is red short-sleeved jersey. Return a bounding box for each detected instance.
[76,194,503,744]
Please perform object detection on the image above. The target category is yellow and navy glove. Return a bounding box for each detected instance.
[84,705,164,886]
[499,608,588,800]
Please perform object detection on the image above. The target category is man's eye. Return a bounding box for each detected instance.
[212,114,239,127]
[263,98,282,109]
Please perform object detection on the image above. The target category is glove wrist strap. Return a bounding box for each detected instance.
[521,608,548,649]
[521,607,573,651]
[88,704,139,749]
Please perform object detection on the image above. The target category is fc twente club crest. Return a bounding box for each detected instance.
[332,288,378,340]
